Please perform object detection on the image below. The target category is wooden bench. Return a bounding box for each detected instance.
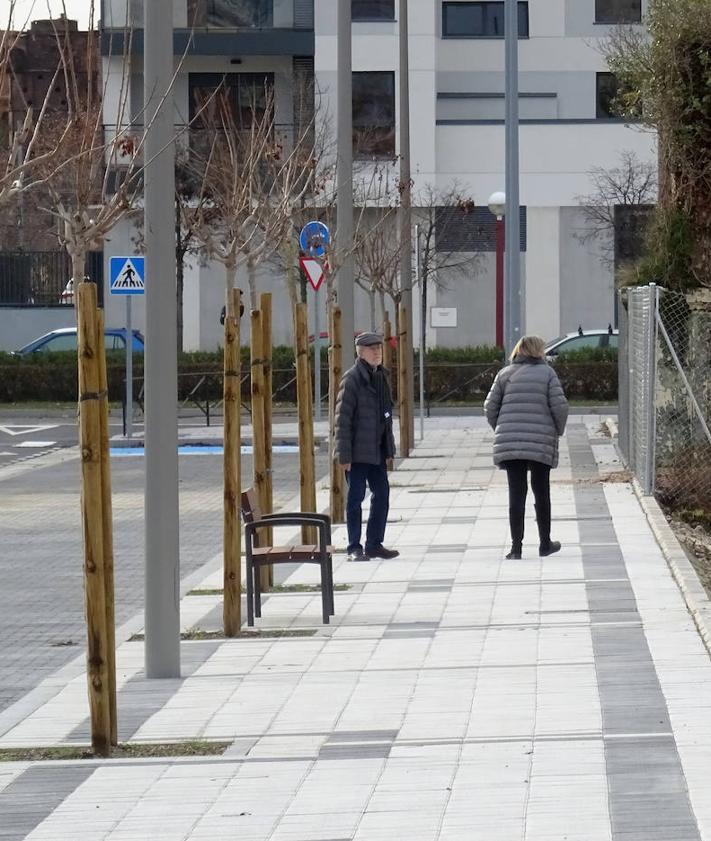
[240,488,335,626]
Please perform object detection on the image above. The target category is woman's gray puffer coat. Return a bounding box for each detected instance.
[484,355,569,468]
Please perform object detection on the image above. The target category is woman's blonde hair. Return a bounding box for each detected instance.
[510,335,546,362]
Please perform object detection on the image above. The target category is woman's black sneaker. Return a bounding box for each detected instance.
[539,541,561,557]
[506,547,522,560]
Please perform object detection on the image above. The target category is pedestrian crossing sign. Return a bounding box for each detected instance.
[110,256,145,295]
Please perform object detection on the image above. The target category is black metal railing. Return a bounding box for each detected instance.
[0,251,104,307]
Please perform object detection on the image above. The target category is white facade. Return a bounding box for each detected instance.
[314,0,656,347]
[79,0,657,354]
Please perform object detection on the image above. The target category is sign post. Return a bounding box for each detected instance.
[110,256,145,440]
[300,256,326,423]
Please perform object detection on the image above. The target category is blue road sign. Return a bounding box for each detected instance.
[110,256,145,295]
[299,221,330,258]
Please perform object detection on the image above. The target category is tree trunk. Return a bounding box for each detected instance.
[176,200,184,355]
[282,240,300,313]
[421,270,428,357]
[223,288,242,636]
[247,258,258,311]
[70,247,87,292]
[369,286,376,331]
[378,290,386,327]
[225,258,238,302]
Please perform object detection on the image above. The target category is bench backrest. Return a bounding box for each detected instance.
[240,487,262,524]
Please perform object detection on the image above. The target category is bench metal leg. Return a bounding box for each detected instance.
[254,564,262,618]
[246,554,254,627]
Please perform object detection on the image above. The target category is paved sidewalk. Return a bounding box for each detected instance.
[2,416,711,840]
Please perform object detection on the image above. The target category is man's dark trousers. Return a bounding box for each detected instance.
[346,461,389,553]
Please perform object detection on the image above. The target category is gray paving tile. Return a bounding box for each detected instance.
[0,766,94,840]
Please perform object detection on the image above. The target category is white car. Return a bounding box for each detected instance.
[545,327,618,358]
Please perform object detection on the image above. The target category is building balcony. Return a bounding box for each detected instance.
[101,0,314,56]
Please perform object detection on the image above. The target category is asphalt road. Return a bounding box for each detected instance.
[0,409,328,714]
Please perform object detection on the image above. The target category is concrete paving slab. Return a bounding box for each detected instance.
[0,416,710,840]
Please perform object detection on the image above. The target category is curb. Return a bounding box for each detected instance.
[109,437,324,449]
[631,477,711,658]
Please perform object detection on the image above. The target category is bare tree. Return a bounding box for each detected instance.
[413,183,479,356]
[575,149,658,269]
[190,83,321,313]
[0,2,73,221]
[34,5,145,290]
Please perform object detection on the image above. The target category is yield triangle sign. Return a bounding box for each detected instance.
[300,257,325,291]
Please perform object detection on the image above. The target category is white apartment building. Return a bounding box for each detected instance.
[91,0,656,351]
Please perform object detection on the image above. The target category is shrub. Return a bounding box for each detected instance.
[0,347,618,403]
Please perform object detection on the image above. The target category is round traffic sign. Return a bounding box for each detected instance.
[299,221,330,258]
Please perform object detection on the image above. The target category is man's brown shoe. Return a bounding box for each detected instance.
[365,545,399,560]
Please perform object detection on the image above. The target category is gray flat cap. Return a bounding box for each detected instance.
[355,332,384,347]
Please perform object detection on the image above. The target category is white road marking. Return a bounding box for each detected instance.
[0,424,60,436]
[14,441,57,448]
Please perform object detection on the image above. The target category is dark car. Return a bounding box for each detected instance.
[545,327,618,359]
[13,327,145,355]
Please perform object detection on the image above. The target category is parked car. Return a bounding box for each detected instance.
[13,328,145,356]
[545,326,618,359]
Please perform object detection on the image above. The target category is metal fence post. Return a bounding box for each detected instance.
[643,283,658,495]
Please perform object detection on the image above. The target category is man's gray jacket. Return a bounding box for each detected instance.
[484,356,568,468]
[335,359,396,465]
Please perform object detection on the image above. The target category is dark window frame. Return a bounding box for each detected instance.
[352,0,396,21]
[435,206,527,253]
[442,2,529,39]
[594,0,642,25]
[596,71,619,119]
[187,0,274,29]
[352,70,396,160]
[188,71,275,129]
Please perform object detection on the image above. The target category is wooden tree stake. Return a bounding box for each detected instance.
[250,309,270,592]
[223,288,242,637]
[398,303,411,458]
[260,292,274,585]
[77,282,111,757]
[329,306,345,522]
[295,303,317,542]
[96,308,117,747]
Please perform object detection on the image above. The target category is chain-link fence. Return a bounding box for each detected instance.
[619,284,711,521]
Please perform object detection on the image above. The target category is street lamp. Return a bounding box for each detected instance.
[488,191,506,348]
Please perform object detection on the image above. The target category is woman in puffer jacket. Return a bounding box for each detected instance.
[484,335,569,559]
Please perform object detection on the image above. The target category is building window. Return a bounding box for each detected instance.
[595,0,641,24]
[596,72,619,119]
[442,2,529,38]
[614,205,654,267]
[436,206,527,252]
[187,0,273,29]
[352,0,395,20]
[353,71,396,159]
[189,73,274,129]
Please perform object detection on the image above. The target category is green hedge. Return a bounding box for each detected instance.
[0,347,618,404]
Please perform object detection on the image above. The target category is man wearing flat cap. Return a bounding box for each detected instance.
[334,332,399,561]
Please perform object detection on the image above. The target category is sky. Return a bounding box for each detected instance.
[8,1,95,29]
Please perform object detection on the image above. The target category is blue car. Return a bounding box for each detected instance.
[13,327,145,355]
